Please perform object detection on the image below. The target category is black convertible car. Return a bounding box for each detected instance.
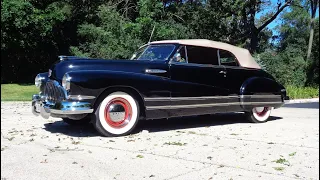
[32,39,289,136]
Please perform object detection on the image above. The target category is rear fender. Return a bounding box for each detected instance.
[240,77,286,111]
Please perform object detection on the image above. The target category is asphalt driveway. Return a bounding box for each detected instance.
[1,102,319,180]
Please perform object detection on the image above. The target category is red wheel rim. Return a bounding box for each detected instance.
[104,97,132,128]
[254,107,269,117]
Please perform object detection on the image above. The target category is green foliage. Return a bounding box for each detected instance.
[286,86,319,99]
[1,0,319,90]
[71,0,192,60]
[257,48,306,87]
[1,0,70,83]
[71,5,142,59]
[306,18,319,87]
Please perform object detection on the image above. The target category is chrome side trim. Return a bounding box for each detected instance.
[144,94,281,101]
[146,101,283,110]
[239,95,281,99]
[144,96,239,101]
[145,69,167,74]
[68,95,96,100]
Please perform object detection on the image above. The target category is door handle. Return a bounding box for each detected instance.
[219,70,227,74]
[145,69,167,74]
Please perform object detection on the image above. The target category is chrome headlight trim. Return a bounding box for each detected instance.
[48,69,52,77]
[62,73,71,91]
[35,74,45,88]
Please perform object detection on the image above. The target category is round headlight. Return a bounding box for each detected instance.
[62,74,71,91]
[35,74,44,88]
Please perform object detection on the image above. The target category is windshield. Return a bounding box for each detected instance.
[131,44,176,61]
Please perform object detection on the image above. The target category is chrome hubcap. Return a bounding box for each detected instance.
[255,107,265,113]
[108,104,126,122]
[104,97,132,128]
[253,107,269,117]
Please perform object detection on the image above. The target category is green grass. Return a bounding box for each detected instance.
[286,86,319,99]
[1,84,38,101]
[273,167,285,171]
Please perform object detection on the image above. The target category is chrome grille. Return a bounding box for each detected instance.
[42,81,67,103]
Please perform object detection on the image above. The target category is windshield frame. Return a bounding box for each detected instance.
[131,43,179,62]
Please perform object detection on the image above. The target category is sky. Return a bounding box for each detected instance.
[256,0,319,34]
[256,0,289,33]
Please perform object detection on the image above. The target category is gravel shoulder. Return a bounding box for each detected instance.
[1,102,319,180]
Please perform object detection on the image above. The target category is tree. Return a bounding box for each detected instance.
[236,0,295,53]
[306,0,319,60]
[264,0,319,86]
[1,0,69,83]
[71,0,192,59]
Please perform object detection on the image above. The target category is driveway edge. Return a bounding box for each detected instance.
[285,98,319,104]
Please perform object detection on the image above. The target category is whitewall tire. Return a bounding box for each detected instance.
[246,107,272,123]
[93,91,140,137]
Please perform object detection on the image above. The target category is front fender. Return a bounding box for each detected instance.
[66,70,170,101]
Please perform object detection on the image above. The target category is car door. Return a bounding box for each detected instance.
[168,45,230,117]
[218,49,255,94]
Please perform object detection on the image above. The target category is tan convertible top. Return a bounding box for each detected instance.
[149,39,261,69]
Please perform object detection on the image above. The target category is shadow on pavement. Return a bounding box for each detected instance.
[284,102,319,109]
[43,121,99,137]
[43,113,283,137]
[134,113,282,133]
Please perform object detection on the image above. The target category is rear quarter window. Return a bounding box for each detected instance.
[219,50,239,66]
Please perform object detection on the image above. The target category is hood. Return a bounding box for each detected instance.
[50,58,168,82]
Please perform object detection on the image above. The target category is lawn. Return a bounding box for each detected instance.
[1,84,319,101]
[1,84,38,101]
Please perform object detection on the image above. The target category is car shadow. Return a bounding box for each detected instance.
[134,113,282,133]
[43,121,100,137]
[43,113,283,137]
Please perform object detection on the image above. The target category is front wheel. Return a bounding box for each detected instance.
[245,107,272,123]
[93,91,140,137]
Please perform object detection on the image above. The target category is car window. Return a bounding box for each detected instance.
[219,50,238,66]
[172,46,187,63]
[186,46,219,65]
[135,45,175,61]
[130,46,147,60]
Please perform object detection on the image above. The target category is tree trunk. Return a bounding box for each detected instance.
[248,0,292,53]
[307,18,315,60]
[249,29,259,53]
[306,0,319,60]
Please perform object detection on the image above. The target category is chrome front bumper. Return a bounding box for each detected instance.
[32,94,94,119]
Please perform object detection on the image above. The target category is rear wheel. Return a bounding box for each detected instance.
[93,91,140,137]
[246,107,272,123]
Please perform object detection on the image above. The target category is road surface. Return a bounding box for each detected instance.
[1,102,319,180]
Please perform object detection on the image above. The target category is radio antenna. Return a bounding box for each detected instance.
[148,25,156,44]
